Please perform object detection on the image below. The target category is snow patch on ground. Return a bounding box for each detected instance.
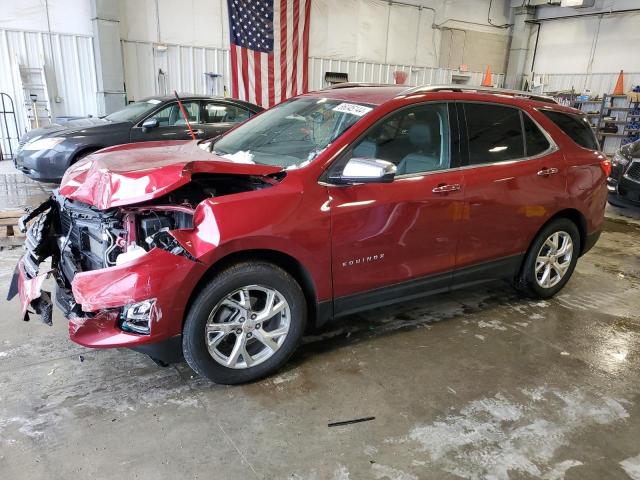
[333,464,350,480]
[364,445,378,456]
[371,463,418,480]
[272,370,300,385]
[620,453,640,480]
[541,460,583,480]
[396,386,629,480]
[477,320,507,331]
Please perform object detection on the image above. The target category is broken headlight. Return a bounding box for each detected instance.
[120,299,157,334]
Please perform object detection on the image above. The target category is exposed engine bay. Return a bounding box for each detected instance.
[11,173,278,323]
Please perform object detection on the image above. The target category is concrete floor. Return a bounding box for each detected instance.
[2,162,640,479]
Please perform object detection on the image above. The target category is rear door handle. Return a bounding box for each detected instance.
[432,183,461,193]
[537,167,559,177]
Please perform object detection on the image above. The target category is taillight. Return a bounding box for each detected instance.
[600,158,612,177]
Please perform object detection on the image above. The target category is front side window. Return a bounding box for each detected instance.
[152,101,200,126]
[464,103,524,164]
[345,103,450,175]
[212,97,372,169]
[204,103,250,123]
[540,110,599,151]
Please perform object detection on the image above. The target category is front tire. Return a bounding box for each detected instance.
[183,262,306,384]
[516,218,581,299]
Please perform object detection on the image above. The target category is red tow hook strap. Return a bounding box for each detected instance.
[174,90,197,140]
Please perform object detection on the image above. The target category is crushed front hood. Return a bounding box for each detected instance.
[58,140,283,209]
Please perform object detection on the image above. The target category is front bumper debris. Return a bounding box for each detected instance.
[7,199,57,324]
[8,262,52,325]
[7,195,207,349]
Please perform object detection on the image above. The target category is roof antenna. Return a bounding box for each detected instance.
[173,91,197,140]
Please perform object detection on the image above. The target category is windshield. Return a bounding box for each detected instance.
[212,97,374,169]
[105,99,163,122]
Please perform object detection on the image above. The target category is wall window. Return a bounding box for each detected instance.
[464,103,524,164]
[523,114,551,157]
[540,110,599,151]
[349,103,450,175]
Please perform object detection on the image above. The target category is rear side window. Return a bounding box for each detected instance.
[464,104,524,164]
[540,110,598,150]
[523,114,550,156]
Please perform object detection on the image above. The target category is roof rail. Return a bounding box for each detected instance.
[403,85,558,104]
[321,82,409,90]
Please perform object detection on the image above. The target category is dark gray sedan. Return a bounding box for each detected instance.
[14,95,263,183]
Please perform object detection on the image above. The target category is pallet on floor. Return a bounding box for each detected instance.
[0,209,26,248]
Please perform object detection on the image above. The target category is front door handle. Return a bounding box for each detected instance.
[432,183,461,193]
[537,167,559,177]
[192,129,205,136]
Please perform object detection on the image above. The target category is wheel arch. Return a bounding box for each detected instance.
[184,249,326,331]
[545,208,588,255]
[70,146,102,165]
[522,208,588,268]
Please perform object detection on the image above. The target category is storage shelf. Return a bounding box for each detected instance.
[600,132,640,137]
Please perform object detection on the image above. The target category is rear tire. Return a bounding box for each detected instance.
[183,262,306,384]
[516,218,581,299]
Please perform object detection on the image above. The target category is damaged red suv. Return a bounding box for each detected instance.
[9,85,608,384]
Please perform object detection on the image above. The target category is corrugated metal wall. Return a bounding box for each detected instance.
[121,40,231,102]
[308,57,505,90]
[121,42,506,103]
[541,72,640,95]
[0,28,97,155]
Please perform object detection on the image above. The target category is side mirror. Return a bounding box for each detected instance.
[141,118,159,131]
[330,158,396,185]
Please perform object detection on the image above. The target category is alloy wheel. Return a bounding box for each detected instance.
[535,231,574,289]
[205,285,291,369]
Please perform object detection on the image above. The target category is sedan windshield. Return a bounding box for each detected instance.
[212,97,374,169]
[105,99,162,122]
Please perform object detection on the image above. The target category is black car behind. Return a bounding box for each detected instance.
[608,139,640,208]
[15,95,263,183]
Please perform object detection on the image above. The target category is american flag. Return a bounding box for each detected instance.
[227,0,311,109]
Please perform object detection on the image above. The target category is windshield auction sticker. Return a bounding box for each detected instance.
[332,103,373,116]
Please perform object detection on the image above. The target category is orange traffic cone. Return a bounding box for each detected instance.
[481,65,493,87]
[612,70,624,95]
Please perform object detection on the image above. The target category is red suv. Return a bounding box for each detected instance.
[9,85,609,384]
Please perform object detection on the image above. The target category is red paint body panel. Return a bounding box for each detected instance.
[13,88,607,353]
[169,175,333,301]
[70,248,207,344]
[329,171,464,296]
[456,152,568,268]
[59,140,282,209]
